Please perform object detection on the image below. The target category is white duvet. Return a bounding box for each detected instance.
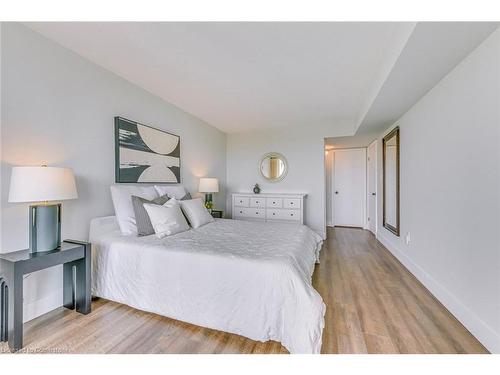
[90,217,326,353]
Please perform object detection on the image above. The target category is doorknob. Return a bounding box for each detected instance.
[371,192,376,196]
[335,191,339,194]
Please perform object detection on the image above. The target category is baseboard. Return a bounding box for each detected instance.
[378,231,500,354]
[23,288,62,323]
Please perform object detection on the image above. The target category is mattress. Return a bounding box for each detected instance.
[89,216,326,353]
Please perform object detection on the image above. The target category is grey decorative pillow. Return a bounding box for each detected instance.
[180,192,192,200]
[177,192,193,223]
[166,192,192,200]
[131,194,170,236]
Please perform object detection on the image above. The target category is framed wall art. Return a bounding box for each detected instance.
[114,117,180,183]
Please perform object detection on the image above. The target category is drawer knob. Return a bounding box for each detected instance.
[272,213,275,215]
[291,213,294,216]
[273,201,276,204]
[256,212,258,215]
[240,211,243,214]
[290,202,294,205]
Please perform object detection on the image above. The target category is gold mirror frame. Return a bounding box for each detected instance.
[382,127,400,236]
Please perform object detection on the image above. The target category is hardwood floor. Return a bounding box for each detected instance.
[0,227,487,354]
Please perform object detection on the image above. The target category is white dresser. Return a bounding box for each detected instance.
[232,193,306,224]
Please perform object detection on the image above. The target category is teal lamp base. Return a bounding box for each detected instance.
[204,193,213,205]
[204,193,213,212]
[29,204,61,253]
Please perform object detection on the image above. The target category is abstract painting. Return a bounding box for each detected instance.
[115,117,180,183]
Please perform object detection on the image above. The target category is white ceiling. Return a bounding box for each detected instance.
[324,130,381,149]
[356,22,499,136]
[26,22,411,134]
[25,22,499,136]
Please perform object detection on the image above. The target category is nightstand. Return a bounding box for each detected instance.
[0,240,91,351]
[211,210,223,219]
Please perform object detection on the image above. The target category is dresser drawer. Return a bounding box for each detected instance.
[283,198,301,209]
[249,197,265,208]
[266,208,282,220]
[266,208,300,221]
[280,209,301,221]
[234,196,250,207]
[234,207,265,219]
[266,197,283,208]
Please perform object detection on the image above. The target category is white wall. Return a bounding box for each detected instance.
[226,128,328,238]
[376,28,500,353]
[0,23,227,321]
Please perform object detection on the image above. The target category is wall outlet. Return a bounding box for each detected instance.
[405,232,411,246]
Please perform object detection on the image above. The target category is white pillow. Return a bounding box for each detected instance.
[180,198,215,229]
[143,199,190,238]
[110,185,159,235]
[154,184,187,199]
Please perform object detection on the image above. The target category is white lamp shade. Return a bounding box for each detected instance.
[199,177,219,193]
[8,166,78,203]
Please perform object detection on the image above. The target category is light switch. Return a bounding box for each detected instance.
[405,232,411,246]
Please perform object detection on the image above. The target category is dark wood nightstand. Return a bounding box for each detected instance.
[0,240,91,351]
[211,210,223,219]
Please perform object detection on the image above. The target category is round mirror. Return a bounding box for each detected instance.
[259,152,288,182]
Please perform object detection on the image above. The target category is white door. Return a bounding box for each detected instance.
[333,148,366,227]
[367,141,377,234]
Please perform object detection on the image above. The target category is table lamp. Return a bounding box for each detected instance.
[8,166,78,253]
[199,177,219,207]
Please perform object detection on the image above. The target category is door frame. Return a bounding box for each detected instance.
[325,148,334,227]
[331,147,367,228]
[366,140,378,235]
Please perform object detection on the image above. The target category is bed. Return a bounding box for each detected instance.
[89,216,326,353]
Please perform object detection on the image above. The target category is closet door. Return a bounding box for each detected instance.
[333,148,366,227]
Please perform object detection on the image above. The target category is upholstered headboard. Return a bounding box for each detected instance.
[89,216,119,242]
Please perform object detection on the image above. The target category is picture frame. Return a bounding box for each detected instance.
[114,117,181,183]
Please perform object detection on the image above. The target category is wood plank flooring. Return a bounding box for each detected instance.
[0,227,488,354]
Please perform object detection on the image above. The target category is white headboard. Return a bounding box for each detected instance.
[89,216,119,242]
